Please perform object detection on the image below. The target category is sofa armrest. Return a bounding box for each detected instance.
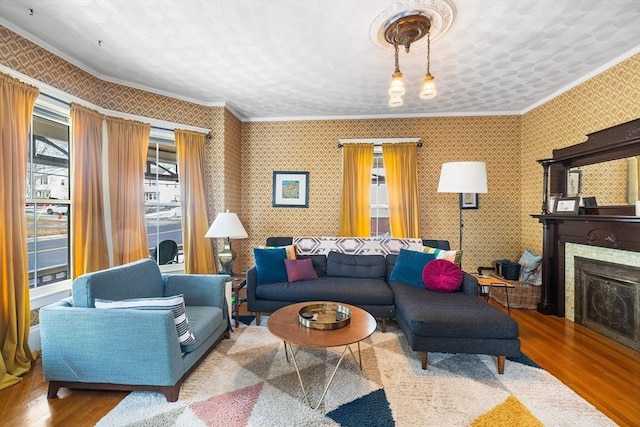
[461,272,479,296]
[40,302,185,385]
[246,266,258,311]
[163,274,229,309]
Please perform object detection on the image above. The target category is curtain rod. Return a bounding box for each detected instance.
[337,138,422,148]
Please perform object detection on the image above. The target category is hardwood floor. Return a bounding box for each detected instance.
[1,302,638,426]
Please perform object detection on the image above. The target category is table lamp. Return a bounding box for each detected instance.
[437,161,488,249]
[205,210,248,275]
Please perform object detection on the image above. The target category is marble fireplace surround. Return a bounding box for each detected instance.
[564,243,640,321]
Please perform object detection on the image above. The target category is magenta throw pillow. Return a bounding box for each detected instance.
[422,259,463,292]
[284,258,318,282]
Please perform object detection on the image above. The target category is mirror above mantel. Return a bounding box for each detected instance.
[567,156,639,207]
[538,117,640,216]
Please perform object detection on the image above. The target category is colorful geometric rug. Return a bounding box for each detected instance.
[97,321,614,426]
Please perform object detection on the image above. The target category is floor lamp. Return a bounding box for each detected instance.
[437,162,488,250]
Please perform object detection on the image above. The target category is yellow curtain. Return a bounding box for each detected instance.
[340,143,374,237]
[175,129,216,274]
[70,104,110,277]
[0,73,39,390]
[107,117,151,265]
[382,143,421,238]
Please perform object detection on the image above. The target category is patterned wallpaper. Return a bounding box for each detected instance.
[2,24,638,276]
[580,159,629,206]
[239,116,522,272]
[520,54,640,253]
[0,27,212,128]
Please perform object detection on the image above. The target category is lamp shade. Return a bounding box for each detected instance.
[437,162,488,193]
[205,211,248,239]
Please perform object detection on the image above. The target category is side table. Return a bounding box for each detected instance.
[231,275,246,328]
[472,273,515,316]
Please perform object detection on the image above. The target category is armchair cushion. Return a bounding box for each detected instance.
[95,294,196,347]
[73,258,164,307]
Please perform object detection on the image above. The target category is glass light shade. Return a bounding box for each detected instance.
[388,95,403,107]
[388,71,406,96]
[420,74,437,99]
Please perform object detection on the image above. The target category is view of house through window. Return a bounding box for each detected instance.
[371,149,390,237]
[146,137,183,265]
[26,109,70,288]
[26,103,184,288]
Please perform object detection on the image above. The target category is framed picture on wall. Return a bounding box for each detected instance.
[272,171,309,208]
[566,169,582,197]
[460,193,479,209]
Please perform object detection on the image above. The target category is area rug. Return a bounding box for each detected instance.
[98,322,613,426]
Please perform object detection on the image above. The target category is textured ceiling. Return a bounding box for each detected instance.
[1,0,639,121]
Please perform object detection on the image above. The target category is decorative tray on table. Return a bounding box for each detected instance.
[298,303,351,330]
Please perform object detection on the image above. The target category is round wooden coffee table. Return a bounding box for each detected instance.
[267,301,377,409]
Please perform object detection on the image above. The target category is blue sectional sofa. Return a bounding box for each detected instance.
[247,237,520,373]
[40,258,230,401]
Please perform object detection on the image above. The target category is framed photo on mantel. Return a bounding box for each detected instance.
[553,196,580,214]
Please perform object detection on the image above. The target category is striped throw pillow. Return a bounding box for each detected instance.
[258,244,297,259]
[422,246,463,267]
[95,294,196,347]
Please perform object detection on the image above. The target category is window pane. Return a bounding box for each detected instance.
[146,140,183,264]
[27,114,70,287]
[371,152,390,237]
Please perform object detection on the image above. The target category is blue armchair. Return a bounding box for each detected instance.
[40,258,230,401]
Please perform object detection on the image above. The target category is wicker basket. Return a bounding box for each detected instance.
[490,281,541,310]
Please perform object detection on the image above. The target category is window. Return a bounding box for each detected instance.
[146,137,183,264]
[26,107,71,288]
[371,149,390,237]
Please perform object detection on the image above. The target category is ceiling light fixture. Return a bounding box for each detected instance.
[383,11,437,107]
[420,32,437,99]
[388,37,406,106]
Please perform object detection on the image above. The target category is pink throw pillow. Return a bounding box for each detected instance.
[284,258,318,282]
[422,259,463,292]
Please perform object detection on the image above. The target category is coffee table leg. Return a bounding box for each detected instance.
[345,342,362,370]
[288,342,351,410]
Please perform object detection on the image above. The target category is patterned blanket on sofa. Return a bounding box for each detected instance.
[293,236,423,256]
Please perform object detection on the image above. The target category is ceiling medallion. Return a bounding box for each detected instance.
[369,0,456,50]
[383,11,431,53]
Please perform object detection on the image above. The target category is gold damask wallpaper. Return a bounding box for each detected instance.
[520,54,640,253]
[239,116,522,272]
[2,24,639,275]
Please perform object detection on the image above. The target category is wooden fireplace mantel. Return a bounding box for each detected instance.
[532,214,640,317]
[533,117,640,316]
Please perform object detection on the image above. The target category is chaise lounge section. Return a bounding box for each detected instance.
[387,253,521,373]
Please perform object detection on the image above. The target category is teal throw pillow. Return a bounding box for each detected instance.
[253,247,288,284]
[390,248,436,287]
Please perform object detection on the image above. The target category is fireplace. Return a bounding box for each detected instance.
[574,256,640,351]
